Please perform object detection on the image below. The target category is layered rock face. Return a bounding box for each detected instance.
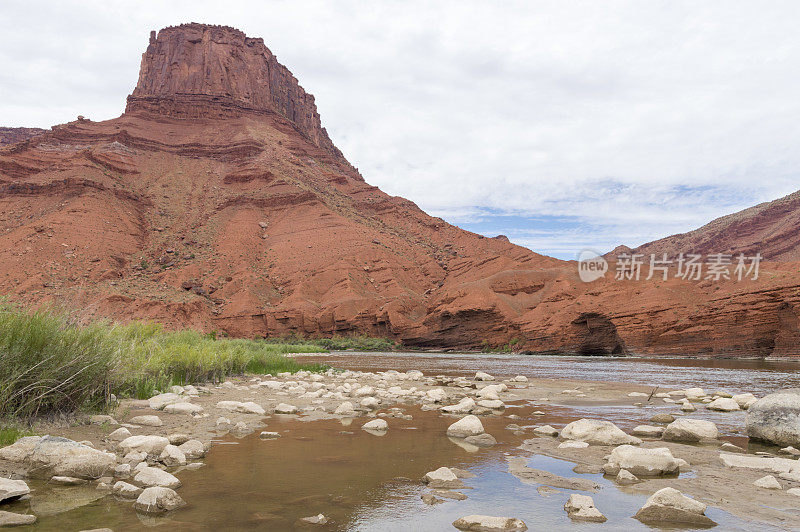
[0,23,799,356]
[0,127,45,147]
[628,190,800,261]
[126,24,348,167]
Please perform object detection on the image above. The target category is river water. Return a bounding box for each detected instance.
[292,352,800,440]
[294,351,800,398]
[9,352,800,531]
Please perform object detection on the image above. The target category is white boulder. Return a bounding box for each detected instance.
[603,445,680,476]
[0,436,116,479]
[616,469,640,484]
[442,398,476,414]
[274,403,298,415]
[0,511,36,526]
[477,385,504,399]
[129,415,163,427]
[662,418,718,442]
[446,415,485,438]
[719,452,798,474]
[354,386,375,397]
[533,425,559,437]
[683,388,706,399]
[334,401,356,415]
[107,427,131,441]
[133,486,186,514]
[112,480,143,498]
[119,435,170,456]
[426,388,448,403]
[148,393,183,410]
[163,403,204,415]
[406,370,424,380]
[746,390,800,447]
[732,392,758,409]
[0,477,29,503]
[631,425,664,438]
[423,467,465,489]
[558,441,589,449]
[633,487,715,526]
[453,515,527,531]
[158,445,186,467]
[754,475,782,489]
[133,466,181,489]
[561,419,641,445]
[477,399,505,409]
[563,494,606,522]
[360,397,380,409]
[706,397,740,412]
[216,401,266,415]
[89,414,116,425]
[362,419,388,432]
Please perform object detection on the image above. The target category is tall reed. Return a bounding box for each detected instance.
[0,304,326,419]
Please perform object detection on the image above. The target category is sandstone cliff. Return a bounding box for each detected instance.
[126,23,352,171]
[0,127,46,147]
[627,190,800,262]
[1,23,799,357]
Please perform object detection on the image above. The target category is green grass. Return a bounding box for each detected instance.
[480,337,523,353]
[0,304,327,420]
[0,426,33,446]
[264,334,397,352]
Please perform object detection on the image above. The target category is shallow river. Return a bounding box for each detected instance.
[12,352,800,531]
[296,351,800,398]
[294,351,800,439]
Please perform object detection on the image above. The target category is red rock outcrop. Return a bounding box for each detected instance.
[1,23,799,357]
[125,23,350,169]
[627,190,800,261]
[0,127,46,147]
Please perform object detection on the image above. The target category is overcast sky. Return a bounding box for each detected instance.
[2,1,799,259]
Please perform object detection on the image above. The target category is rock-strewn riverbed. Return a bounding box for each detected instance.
[0,361,797,530]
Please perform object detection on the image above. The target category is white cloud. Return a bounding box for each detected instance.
[2,0,799,258]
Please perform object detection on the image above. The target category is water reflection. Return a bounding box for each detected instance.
[14,352,799,531]
[20,406,773,531]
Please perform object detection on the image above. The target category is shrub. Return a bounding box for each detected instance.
[0,425,34,446]
[264,334,397,352]
[0,306,117,418]
[0,304,327,419]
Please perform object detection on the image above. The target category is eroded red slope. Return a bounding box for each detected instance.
[628,190,800,262]
[2,23,799,357]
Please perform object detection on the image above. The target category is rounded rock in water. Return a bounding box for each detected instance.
[446,415,485,438]
[133,487,186,514]
[633,487,715,526]
[453,515,527,531]
[362,419,388,432]
[746,389,800,447]
[662,418,718,442]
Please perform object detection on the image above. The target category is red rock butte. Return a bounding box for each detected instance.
[126,24,345,163]
[1,22,799,357]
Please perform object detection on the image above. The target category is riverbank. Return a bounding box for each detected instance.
[1,359,798,529]
[0,305,327,421]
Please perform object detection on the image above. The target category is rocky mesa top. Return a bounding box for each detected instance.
[125,23,339,156]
